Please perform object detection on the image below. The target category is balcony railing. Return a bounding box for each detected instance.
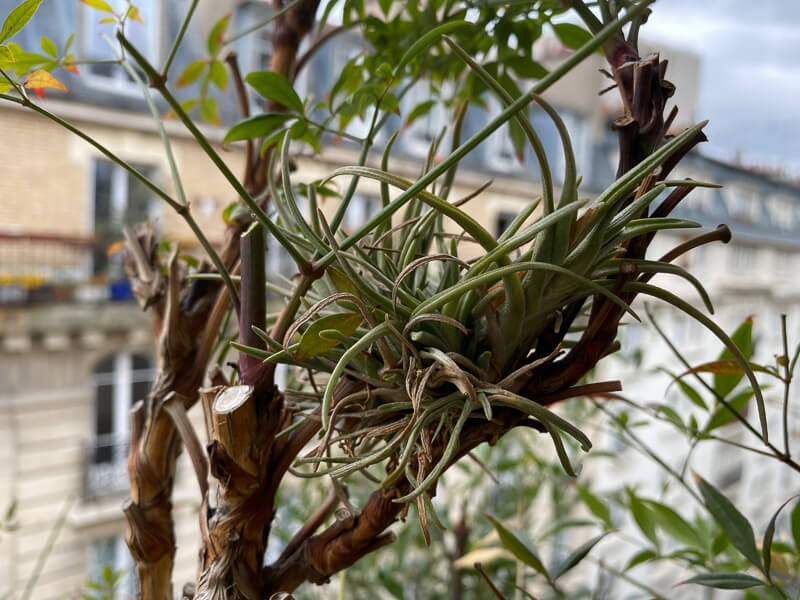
[0,229,134,305]
[83,435,130,500]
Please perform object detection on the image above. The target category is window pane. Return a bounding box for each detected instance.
[125,166,157,225]
[95,383,114,463]
[132,380,151,405]
[131,354,151,371]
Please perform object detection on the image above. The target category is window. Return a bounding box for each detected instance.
[88,353,155,497]
[82,0,161,90]
[91,159,160,281]
[724,186,761,224]
[767,195,797,231]
[89,535,136,597]
[495,211,516,237]
[727,244,757,271]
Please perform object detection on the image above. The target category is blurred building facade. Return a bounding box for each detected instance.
[0,1,798,599]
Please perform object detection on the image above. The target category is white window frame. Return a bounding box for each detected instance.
[89,535,137,597]
[90,158,161,276]
[724,185,761,224]
[89,353,155,494]
[81,0,162,94]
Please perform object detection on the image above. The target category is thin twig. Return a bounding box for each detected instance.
[781,314,792,456]
[160,0,199,80]
[474,563,507,599]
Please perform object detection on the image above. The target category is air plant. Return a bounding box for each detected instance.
[229,28,761,547]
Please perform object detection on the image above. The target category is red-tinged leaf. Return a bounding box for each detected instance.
[207,14,230,56]
[106,240,125,256]
[176,60,206,87]
[80,0,115,14]
[32,86,43,98]
[126,5,143,23]
[24,69,67,92]
[63,54,79,75]
[0,0,43,44]
[678,359,771,379]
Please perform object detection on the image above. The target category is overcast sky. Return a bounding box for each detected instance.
[641,0,800,176]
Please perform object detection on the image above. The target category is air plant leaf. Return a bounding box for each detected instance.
[294,312,363,360]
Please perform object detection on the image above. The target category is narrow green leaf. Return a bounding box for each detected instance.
[624,549,657,571]
[224,113,294,143]
[714,317,753,399]
[246,70,304,114]
[294,312,362,360]
[577,485,611,527]
[209,59,227,91]
[403,99,435,129]
[207,13,230,55]
[643,500,704,549]
[506,55,548,79]
[393,21,470,77]
[627,490,658,547]
[486,514,550,580]
[704,389,754,431]
[40,35,56,58]
[792,498,800,552]
[763,496,796,575]
[552,22,593,50]
[680,573,764,589]
[0,0,44,44]
[552,533,608,580]
[695,473,762,571]
[677,378,707,411]
[176,59,206,87]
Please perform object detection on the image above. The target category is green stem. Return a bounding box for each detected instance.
[117,31,311,272]
[161,0,199,79]
[119,56,241,310]
[593,399,704,506]
[781,314,792,457]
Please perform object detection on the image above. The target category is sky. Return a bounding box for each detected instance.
[642,0,800,176]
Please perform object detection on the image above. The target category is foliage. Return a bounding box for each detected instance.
[0,0,783,598]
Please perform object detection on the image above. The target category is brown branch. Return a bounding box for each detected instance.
[279,488,341,562]
[224,51,255,192]
[291,24,343,84]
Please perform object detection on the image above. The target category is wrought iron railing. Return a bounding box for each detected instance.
[83,436,130,500]
[0,229,134,304]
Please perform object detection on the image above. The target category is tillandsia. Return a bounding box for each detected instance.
[0,0,767,597]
